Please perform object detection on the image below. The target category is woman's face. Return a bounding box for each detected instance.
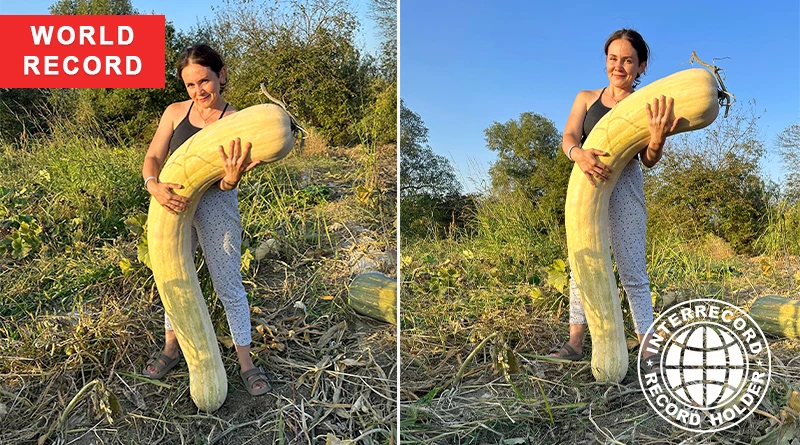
[606,38,646,90]
[181,62,226,108]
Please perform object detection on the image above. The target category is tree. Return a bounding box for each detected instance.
[46,0,200,141]
[0,89,52,144]
[0,0,142,144]
[356,78,396,145]
[369,0,397,80]
[204,0,376,146]
[353,0,397,145]
[400,101,464,238]
[484,111,572,221]
[645,103,771,253]
[49,0,134,14]
[756,121,800,255]
[400,100,460,199]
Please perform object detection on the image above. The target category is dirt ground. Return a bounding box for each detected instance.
[400,256,800,444]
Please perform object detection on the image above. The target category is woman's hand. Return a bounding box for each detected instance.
[218,137,261,190]
[574,147,613,188]
[644,96,681,166]
[147,181,189,215]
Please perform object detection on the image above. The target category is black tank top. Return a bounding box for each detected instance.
[168,102,229,153]
[581,87,611,144]
[580,88,639,161]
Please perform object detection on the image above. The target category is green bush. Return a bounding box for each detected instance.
[644,104,770,254]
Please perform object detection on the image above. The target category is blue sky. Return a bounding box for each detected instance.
[401,0,800,193]
[0,0,380,56]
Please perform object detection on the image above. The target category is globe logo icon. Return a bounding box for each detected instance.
[639,299,771,433]
[662,323,747,410]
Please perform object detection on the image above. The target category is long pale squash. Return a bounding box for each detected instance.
[147,104,294,412]
[565,68,721,383]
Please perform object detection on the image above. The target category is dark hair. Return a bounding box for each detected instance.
[604,29,650,88]
[176,44,226,92]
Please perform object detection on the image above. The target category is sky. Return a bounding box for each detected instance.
[0,0,381,57]
[401,0,800,193]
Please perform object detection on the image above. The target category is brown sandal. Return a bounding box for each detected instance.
[240,367,271,396]
[549,343,583,361]
[640,353,663,375]
[142,352,181,379]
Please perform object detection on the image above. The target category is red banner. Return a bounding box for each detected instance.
[2,15,165,88]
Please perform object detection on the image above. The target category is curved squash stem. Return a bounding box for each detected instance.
[451,332,498,388]
[38,379,101,445]
[690,51,736,117]
[259,83,308,147]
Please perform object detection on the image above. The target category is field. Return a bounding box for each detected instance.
[400,225,800,444]
[0,120,398,444]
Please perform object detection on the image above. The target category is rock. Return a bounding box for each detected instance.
[255,239,279,260]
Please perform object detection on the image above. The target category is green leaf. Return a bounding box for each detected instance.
[505,346,520,374]
[10,234,25,258]
[124,214,146,237]
[545,259,568,294]
[119,258,132,276]
[37,169,51,182]
[136,236,151,269]
[107,390,123,417]
[399,254,413,268]
[415,387,439,405]
[240,247,253,271]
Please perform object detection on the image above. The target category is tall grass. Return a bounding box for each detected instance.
[756,199,800,256]
[0,119,146,316]
[473,189,565,271]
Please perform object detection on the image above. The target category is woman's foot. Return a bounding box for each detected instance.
[640,351,662,374]
[143,329,181,378]
[638,332,662,374]
[240,367,271,396]
[142,341,181,379]
[549,324,587,360]
[236,344,270,394]
[549,340,583,360]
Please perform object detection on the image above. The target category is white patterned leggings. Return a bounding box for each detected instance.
[569,160,654,334]
[164,186,253,346]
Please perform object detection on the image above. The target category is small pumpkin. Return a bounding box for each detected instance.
[749,295,800,339]
[348,271,397,325]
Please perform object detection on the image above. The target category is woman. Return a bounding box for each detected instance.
[550,29,680,373]
[140,44,269,396]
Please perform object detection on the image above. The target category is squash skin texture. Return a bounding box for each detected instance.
[147,104,294,411]
[348,272,397,324]
[565,68,720,383]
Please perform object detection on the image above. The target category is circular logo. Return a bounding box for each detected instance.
[638,299,771,432]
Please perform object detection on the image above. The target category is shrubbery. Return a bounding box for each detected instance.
[401,102,800,262]
[0,0,396,149]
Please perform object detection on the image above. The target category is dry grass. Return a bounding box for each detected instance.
[400,242,800,444]
[0,138,398,444]
[1,283,396,445]
[299,128,330,158]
